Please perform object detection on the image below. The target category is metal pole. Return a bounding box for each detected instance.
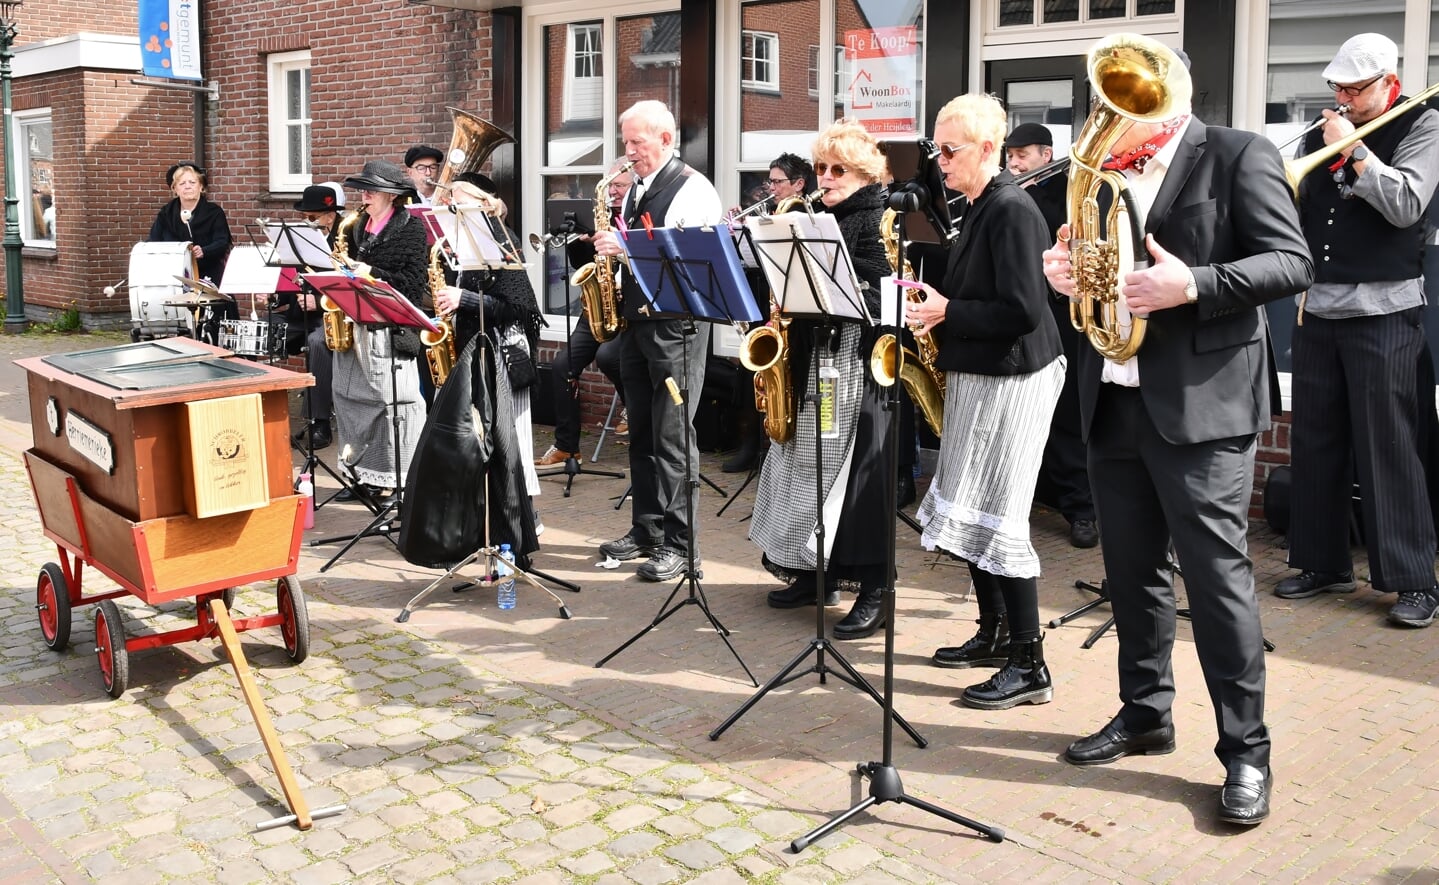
[1,12,24,334]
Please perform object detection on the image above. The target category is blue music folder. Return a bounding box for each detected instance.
[620,225,763,323]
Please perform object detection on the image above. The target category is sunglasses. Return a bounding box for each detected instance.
[813,162,848,178]
[938,142,977,160]
[1326,73,1385,97]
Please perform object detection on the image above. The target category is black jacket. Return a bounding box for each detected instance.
[149,196,231,283]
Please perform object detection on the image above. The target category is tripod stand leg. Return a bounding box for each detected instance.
[395,550,484,622]
[319,500,399,572]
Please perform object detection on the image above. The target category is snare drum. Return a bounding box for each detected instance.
[219,319,288,359]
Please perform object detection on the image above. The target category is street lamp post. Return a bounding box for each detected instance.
[1,1,24,335]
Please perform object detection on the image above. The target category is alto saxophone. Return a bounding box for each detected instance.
[571,161,636,343]
[870,208,946,436]
[421,242,458,386]
[739,302,794,443]
[321,209,364,353]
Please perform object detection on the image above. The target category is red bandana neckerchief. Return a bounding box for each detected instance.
[1103,115,1191,174]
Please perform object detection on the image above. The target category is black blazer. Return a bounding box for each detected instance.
[1075,119,1313,446]
[935,170,1062,376]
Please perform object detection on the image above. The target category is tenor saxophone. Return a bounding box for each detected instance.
[421,242,457,386]
[571,161,636,343]
[739,303,794,443]
[321,209,364,353]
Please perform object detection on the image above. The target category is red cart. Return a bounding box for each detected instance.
[18,338,314,698]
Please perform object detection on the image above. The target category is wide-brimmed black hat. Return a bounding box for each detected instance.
[344,159,413,195]
[293,184,343,212]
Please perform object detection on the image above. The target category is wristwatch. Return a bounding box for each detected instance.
[1184,270,1198,304]
[1350,144,1370,163]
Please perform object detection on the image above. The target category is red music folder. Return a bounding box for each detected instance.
[300,272,440,334]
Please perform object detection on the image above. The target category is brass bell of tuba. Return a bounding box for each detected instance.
[1066,32,1191,363]
[432,107,516,196]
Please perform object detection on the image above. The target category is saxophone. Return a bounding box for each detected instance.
[870,208,946,436]
[321,209,364,353]
[571,160,636,343]
[420,242,457,386]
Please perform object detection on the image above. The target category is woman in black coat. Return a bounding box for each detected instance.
[149,161,233,329]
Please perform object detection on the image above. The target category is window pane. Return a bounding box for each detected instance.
[1005,79,1074,153]
[287,68,303,119]
[612,12,682,154]
[540,173,600,313]
[837,0,926,137]
[999,0,1034,26]
[545,21,604,168]
[1044,0,1079,24]
[740,1,820,164]
[1088,0,1125,19]
[288,124,307,175]
[21,117,53,243]
[1136,0,1175,13]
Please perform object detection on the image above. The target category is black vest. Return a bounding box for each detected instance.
[1299,98,1426,284]
[620,156,695,321]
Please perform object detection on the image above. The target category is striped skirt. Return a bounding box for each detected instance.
[916,357,1064,578]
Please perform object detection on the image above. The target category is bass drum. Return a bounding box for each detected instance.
[127,241,197,341]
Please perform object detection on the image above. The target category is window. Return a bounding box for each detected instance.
[266,50,311,192]
[997,0,1175,27]
[566,23,603,122]
[741,30,780,92]
[15,110,54,246]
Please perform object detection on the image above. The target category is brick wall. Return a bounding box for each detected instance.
[1255,411,1293,520]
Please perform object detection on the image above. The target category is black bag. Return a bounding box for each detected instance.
[501,343,537,390]
[391,327,424,358]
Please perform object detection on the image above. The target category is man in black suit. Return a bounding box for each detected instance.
[1042,52,1313,827]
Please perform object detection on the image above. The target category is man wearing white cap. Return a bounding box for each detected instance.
[1276,33,1439,629]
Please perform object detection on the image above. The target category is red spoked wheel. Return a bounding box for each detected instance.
[37,563,72,652]
[276,575,310,664]
[94,599,129,699]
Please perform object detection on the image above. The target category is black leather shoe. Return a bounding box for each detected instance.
[1388,586,1439,628]
[1069,518,1099,549]
[1218,762,1271,826]
[599,533,661,562]
[767,574,841,609]
[637,546,694,582]
[1064,714,1176,766]
[896,473,917,509]
[309,427,333,450]
[833,586,885,640]
[1274,569,1355,599]
[722,443,760,474]
[335,486,357,503]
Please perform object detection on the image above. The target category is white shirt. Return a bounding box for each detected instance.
[627,153,723,228]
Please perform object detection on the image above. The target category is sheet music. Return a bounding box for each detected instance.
[262,221,336,269]
[620,225,763,323]
[432,205,526,270]
[743,213,869,321]
[219,244,283,295]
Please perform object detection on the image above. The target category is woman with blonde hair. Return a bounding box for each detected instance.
[750,118,895,640]
[906,93,1064,709]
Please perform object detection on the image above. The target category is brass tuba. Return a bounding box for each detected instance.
[432,108,516,196]
[321,209,364,352]
[870,208,946,436]
[1066,33,1191,363]
[571,161,636,343]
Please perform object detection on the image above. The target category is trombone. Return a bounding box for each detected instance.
[1285,84,1439,194]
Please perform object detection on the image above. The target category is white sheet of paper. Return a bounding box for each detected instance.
[743,213,869,321]
[262,222,335,269]
[879,277,902,326]
[219,244,283,295]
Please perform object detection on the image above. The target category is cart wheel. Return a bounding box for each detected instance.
[94,599,129,699]
[37,563,72,652]
[276,575,309,664]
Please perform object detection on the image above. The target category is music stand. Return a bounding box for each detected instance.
[594,222,758,685]
[302,271,441,572]
[708,215,925,746]
[791,175,1001,852]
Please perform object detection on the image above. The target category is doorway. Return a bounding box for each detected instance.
[986,56,1089,154]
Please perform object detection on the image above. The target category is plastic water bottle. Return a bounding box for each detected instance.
[818,356,840,440]
[496,544,517,610]
[297,472,315,530]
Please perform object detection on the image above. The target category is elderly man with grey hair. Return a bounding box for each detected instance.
[590,100,723,582]
[1276,32,1439,629]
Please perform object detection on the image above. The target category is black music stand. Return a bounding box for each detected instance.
[301,271,440,572]
[792,159,1001,851]
[710,213,924,745]
[594,223,758,685]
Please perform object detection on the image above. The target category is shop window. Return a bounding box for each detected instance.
[742,30,781,92]
[15,110,53,246]
[266,50,311,193]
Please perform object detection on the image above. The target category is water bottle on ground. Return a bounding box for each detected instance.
[496,544,517,610]
[297,472,315,530]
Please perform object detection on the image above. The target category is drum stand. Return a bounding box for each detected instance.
[710,324,925,745]
[595,319,755,686]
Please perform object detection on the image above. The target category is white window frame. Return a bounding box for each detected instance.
[565,22,603,120]
[266,49,312,193]
[741,29,780,93]
[992,0,1179,29]
[14,108,54,248]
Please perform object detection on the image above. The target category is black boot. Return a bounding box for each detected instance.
[767,570,841,608]
[833,585,886,640]
[932,612,1010,669]
[959,635,1053,709]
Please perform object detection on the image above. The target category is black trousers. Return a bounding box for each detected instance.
[304,317,334,423]
[1089,385,1269,769]
[619,318,710,551]
[1035,299,1093,521]
[552,313,623,453]
[1288,310,1437,592]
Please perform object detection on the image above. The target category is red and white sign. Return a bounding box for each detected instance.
[843,26,919,136]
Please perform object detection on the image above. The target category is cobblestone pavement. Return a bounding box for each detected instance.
[1,331,1438,884]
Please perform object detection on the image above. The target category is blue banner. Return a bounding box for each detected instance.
[139,0,203,81]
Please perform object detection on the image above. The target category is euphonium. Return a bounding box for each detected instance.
[321,209,364,353]
[1066,33,1191,363]
[739,302,794,443]
[870,208,946,436]
[571,160,636,343]
[421,242,457,386]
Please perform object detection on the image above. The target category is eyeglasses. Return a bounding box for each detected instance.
[812,162,848,178]
[938,142,977,160]
[767,176,798,187]
[1326,74,1385,97]
[411,163,441,174]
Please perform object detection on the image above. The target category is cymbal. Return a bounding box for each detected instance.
[171,275,229,301]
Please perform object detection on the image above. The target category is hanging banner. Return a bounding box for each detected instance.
[843,26,919,136]
[139,0,204,81]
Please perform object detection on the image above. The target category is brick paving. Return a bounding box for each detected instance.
[1,331,1437,883]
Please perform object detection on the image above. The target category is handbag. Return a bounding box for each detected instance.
[501,342,537,390]
[391,327,423,358]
